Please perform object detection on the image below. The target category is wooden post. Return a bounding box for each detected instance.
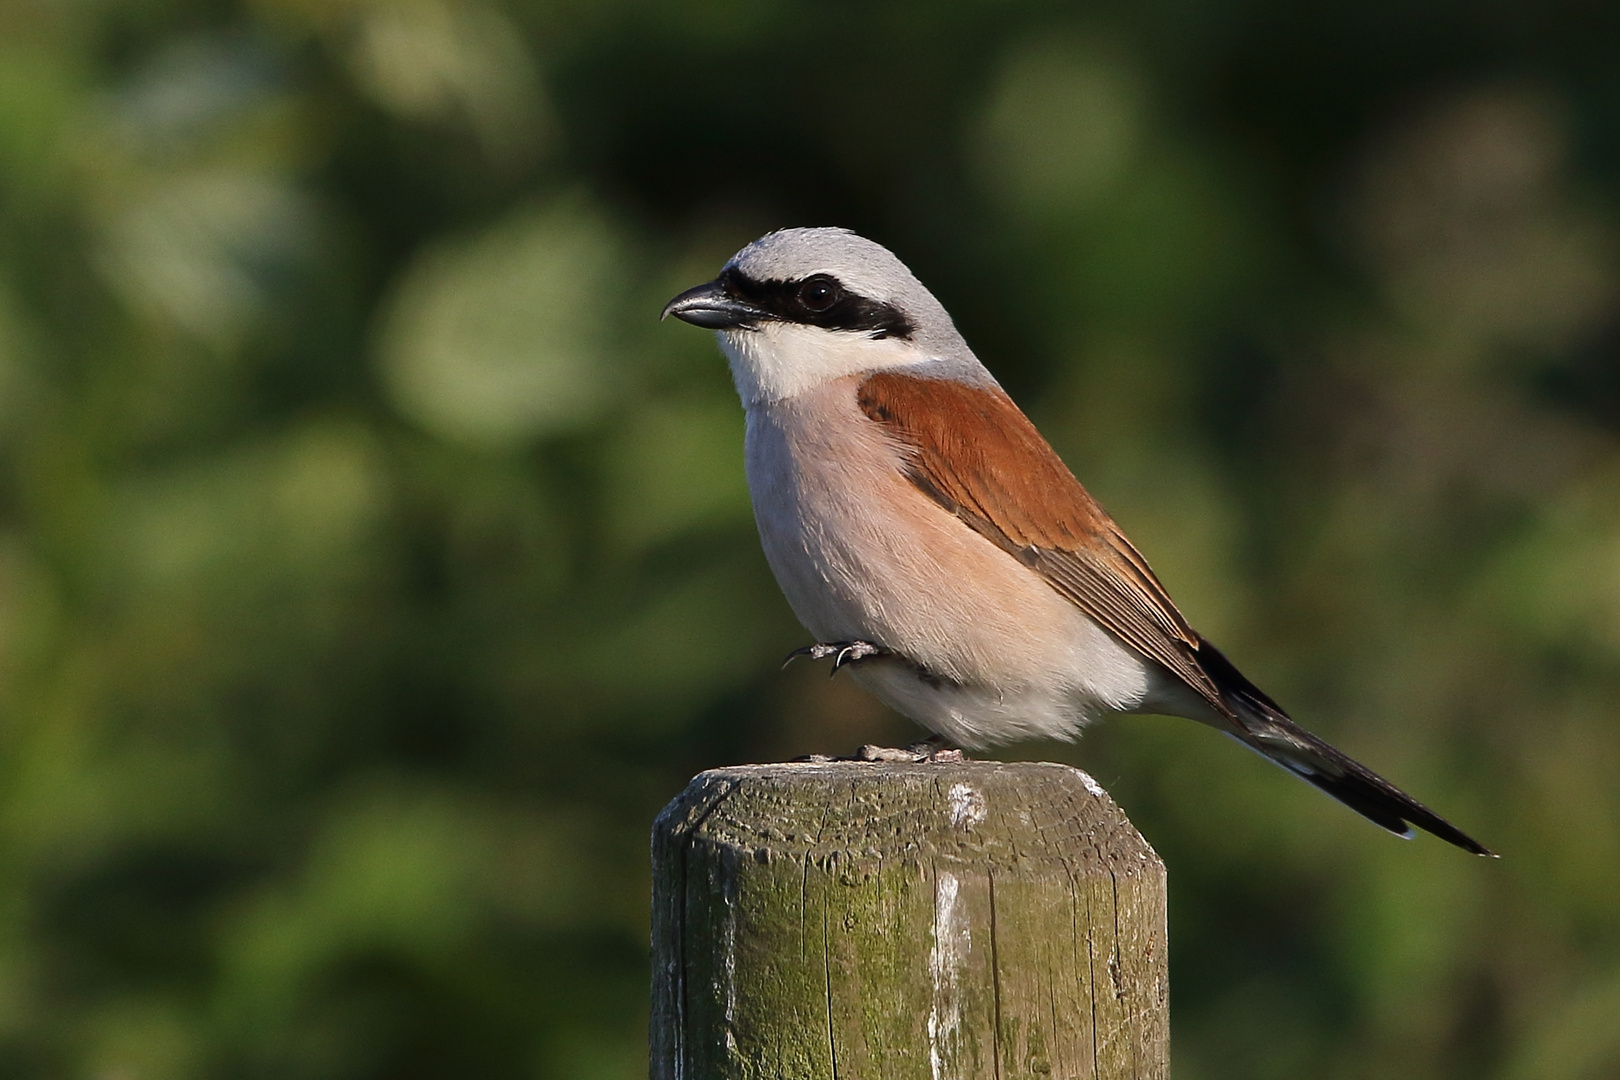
[650,760,1168,1079]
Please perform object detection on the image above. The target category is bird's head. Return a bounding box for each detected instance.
[662,227,979,406]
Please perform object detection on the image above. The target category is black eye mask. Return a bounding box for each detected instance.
[719,266,915,340]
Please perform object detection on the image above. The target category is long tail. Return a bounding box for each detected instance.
[1195,637,1495,857]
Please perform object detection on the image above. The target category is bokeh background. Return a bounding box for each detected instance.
[1,0,1618,1076]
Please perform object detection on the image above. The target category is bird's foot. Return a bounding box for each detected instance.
[847,735,967,764]
[782,639,891,677]
[793,741,968,764]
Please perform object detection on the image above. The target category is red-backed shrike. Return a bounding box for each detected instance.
[663,227,1490,855]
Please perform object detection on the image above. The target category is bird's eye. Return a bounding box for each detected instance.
[797,275,841,313]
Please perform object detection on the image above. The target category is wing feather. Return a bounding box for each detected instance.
[854,370,1494,854]
[856,371,1227,711]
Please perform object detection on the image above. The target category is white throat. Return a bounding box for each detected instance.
[719,323,934,407]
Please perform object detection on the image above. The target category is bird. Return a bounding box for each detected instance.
[662,226,1492,856]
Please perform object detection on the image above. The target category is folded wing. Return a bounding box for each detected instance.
[856,370,1493,856]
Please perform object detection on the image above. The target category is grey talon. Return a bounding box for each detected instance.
[786,639,890,677]
[783,642,838,668]
[831,640,885,674]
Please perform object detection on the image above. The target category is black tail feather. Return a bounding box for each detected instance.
[1195,637,1495,857]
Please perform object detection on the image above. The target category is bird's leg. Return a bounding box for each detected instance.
[782,639,891,676]
[781,644,968,763]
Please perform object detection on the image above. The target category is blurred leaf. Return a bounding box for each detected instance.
[971,33,1146,214]
[601,391,750,555]
[376,198,627,446]
[113,419,388,599]
[94,167,319,346]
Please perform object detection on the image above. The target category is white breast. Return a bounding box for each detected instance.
[742,375,1154,747]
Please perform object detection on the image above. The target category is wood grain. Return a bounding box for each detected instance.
[650,760,1169,1079]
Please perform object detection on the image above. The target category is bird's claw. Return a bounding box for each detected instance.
[852,737,967,763]
[782,642,838,667]
[791,738,968,764]
[782,639,890,676]
[831,641,885,673]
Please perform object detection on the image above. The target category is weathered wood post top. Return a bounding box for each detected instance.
[651,759,1169,1079]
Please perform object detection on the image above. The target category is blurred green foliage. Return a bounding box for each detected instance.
[0,0,1618,1077]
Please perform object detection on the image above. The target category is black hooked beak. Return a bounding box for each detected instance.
[660,279,764,329]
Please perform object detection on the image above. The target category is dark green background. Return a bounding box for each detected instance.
[0,1,1617,1076]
